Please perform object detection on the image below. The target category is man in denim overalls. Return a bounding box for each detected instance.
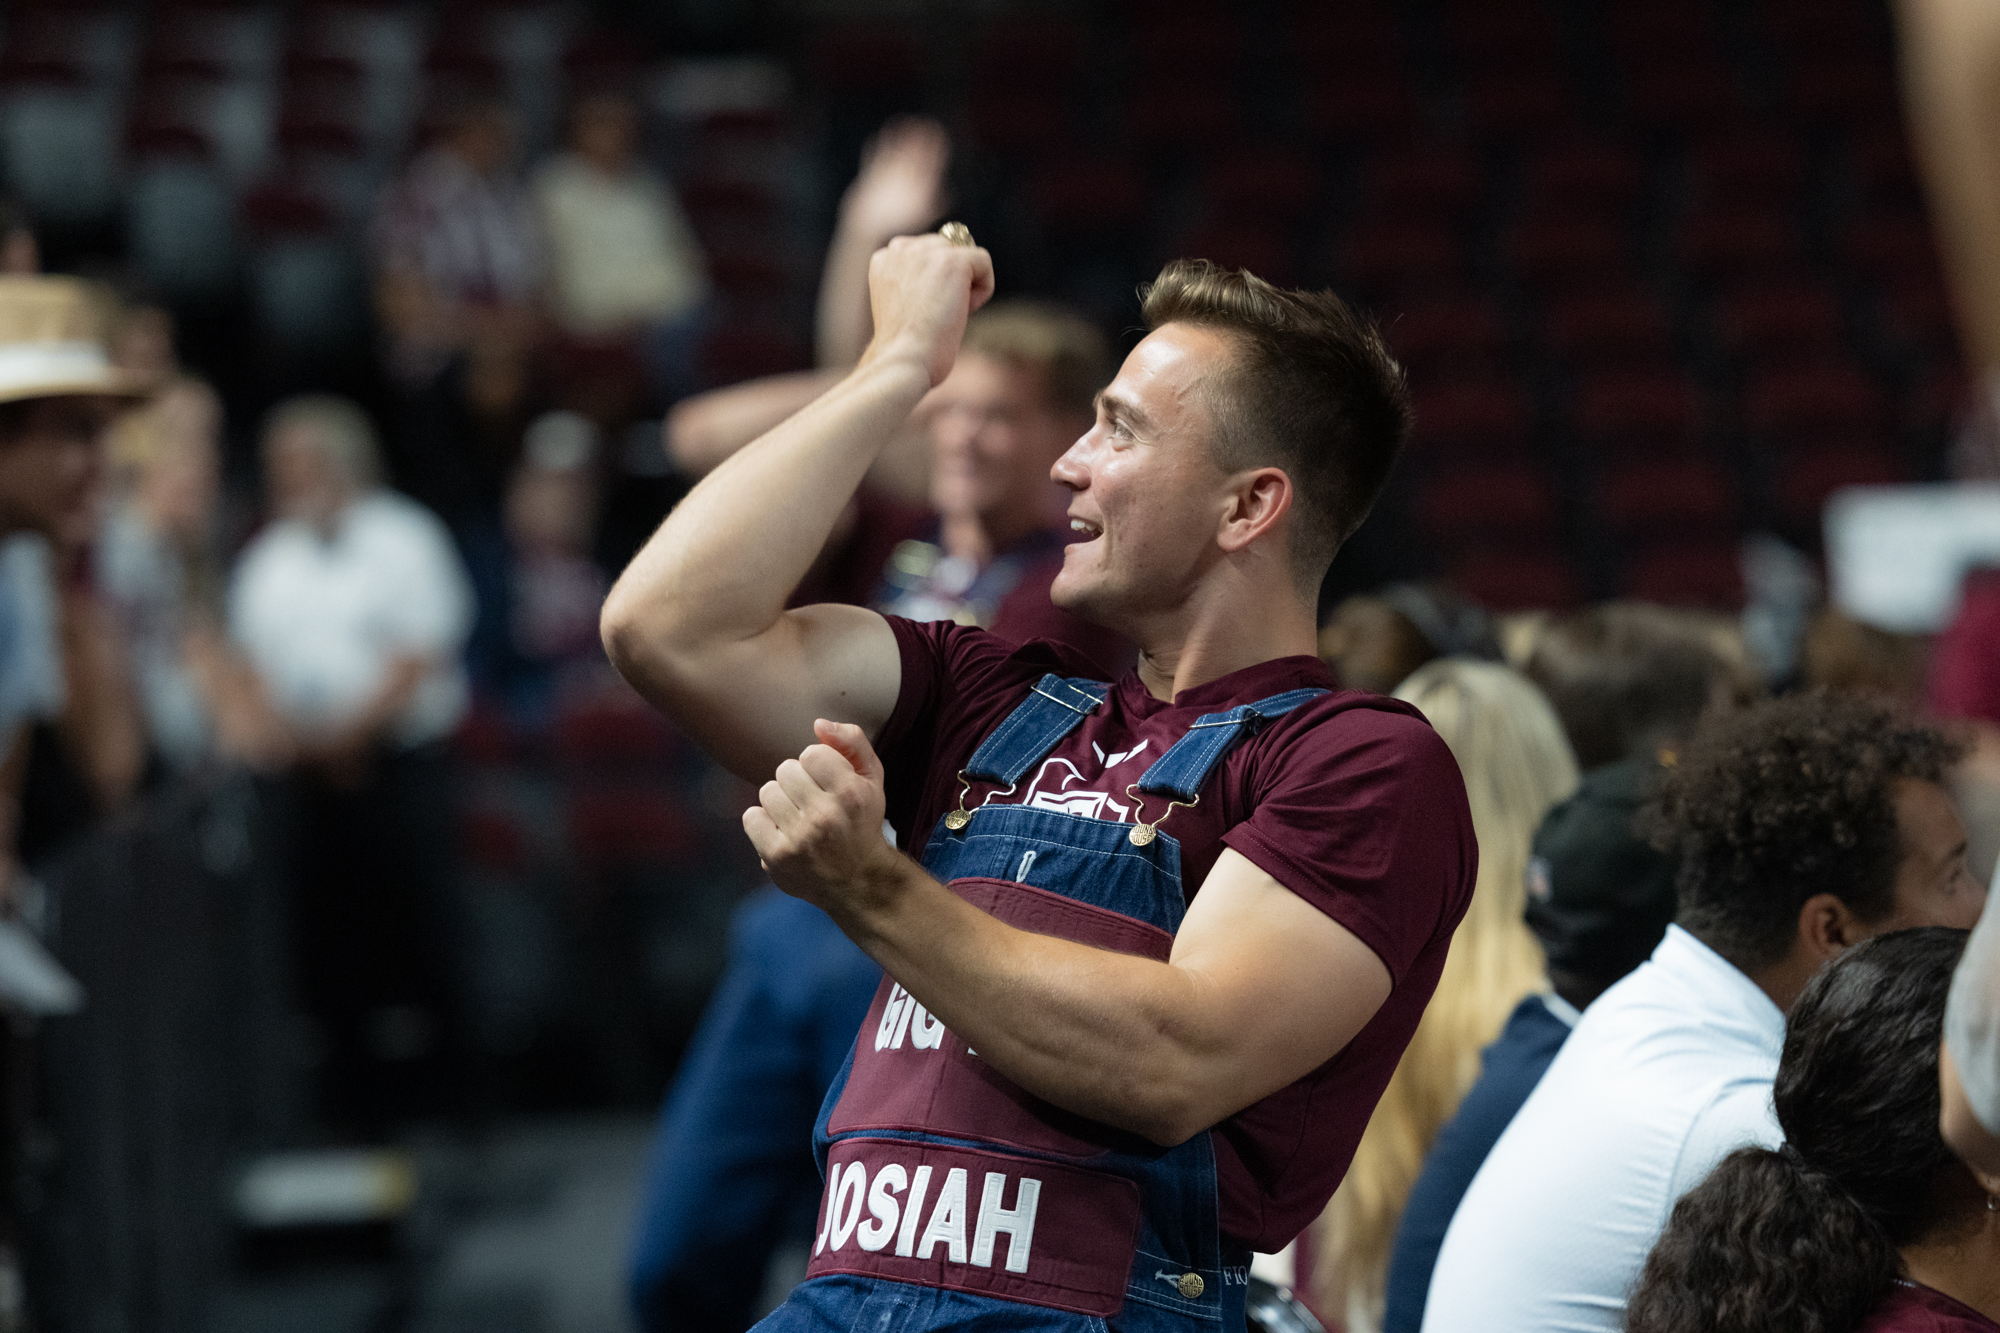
[604,234,1476,1331]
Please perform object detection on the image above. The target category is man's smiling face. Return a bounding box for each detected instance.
[1048,323,1238,626]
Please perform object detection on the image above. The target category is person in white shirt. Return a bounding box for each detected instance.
[533,89,710,406]
[1422,691,1989,1333]
[230,394,475,1129]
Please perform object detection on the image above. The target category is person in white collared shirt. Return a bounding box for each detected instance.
[230,395,475,1128]
[1422,692,1989,1333]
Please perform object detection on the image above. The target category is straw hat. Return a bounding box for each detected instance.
[0,276,147,406]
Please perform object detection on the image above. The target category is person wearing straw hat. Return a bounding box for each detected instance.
[0,276,142,546]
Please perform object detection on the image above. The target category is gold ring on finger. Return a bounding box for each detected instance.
[938,221,975,247]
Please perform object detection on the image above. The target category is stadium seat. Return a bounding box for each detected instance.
[1540,285,1675,366]
[1743,359,1888,439]
[1171,224,1301,286]
[1407,379,1536,458]
[1684,132,1807,207]
[1772,444,1907,524]
[1123,82,1243,147]
[565,788,702,871]
[1619,541,1744,608]
[1711,278,1846,362]
[1446,548,1582,610]
[1462,70,1575,142]
[1571,367,1703,451]
[1786,55,1898,128]
[1675,207,1802,284]
[1519,137,1644,218]
[1360,142,1484,221]
[1200,148,1323,221]
[1594,455,1739,531]
[552,692,684,769]
[1415,463,1559,536]
[1384,295,1511,376]
[1334,217,1468,299]
[1029,155,1151,230]
[1505,214,1634,293]
[1303,69,1422,141]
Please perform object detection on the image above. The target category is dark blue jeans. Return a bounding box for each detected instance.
[628,887,881,1333]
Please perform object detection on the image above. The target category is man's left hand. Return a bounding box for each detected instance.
[744,718,900,912]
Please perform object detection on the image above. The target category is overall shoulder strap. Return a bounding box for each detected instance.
[962,675,1111,788]
[1132,687,1329,802]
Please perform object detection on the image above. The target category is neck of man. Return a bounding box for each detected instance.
[1900,1219,2000,1323]
[1129,558,1320,702]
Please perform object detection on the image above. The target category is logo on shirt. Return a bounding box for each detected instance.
[987,742,1151,824]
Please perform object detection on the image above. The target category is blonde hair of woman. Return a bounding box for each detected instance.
[1312,658,1579,1331]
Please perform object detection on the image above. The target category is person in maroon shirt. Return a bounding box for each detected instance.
[603,233,1474,1330]
[1627,927,2000,1333]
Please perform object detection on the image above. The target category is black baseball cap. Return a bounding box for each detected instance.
[1525,754,1680,990]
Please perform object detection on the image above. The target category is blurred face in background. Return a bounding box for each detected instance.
[448,103,514,177]
[505,465,595,559]
[926,352,1078,535]
[264,423,352,533]
[0,393,117,547]
[570,93,639,175]
[137,381,221,547]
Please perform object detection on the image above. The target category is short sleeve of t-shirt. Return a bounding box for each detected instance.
[1220,706,1471,984]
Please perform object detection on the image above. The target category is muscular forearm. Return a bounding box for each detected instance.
[603,358,925,689]
[831,855,1254,1146]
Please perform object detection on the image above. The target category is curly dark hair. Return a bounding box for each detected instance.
[1626,927,1971,1333]
[1646,691,1960,970]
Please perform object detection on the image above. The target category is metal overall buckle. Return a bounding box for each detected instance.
[1124,785,1198,846]
[944,770,1015,832]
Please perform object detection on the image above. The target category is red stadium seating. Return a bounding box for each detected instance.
[1334,217,1468,298]
[1620,541,1745,608]
[1506,214,1634,293]
[1742,359,1888,439]
[1595,456,1739,531]
[1773,445,1907,523]
[1416,463,1559,536]
[1447,548,1582,610]
[1711,278,1846,362]
[1407,379,1536,458]
[1541,285,1675,366]
[1360,142,1485,220]
[1571,368,1703,451]
[1519,138,1644,218]
[1675,208,1803,283]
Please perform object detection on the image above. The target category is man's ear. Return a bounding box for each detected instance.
[1218,467,1293,555]
[1795,891,1869,963]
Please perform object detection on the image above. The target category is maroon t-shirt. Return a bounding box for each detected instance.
[874,617,1478,1251]
[1861,1282,2000,1332]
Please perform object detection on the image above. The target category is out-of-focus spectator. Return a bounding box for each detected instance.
[496,410,609,726]
[1422,694,1987,1333]
[0,198,35,278]
[1805,607,1932,701]
[1382,735,1684,1333]
[98,379,287,773]
[0,274,140,1322]
[1629,928,1998,1333]
[534,89,709,410]
[373,90,542,522]
[1524,602,1759,770]
[229,395,475,1130]
[816,116,949,372]
[1318,584,1499,695]
[0,279,144,851]
[662,116,951,511]
[1313,659,1576,1333]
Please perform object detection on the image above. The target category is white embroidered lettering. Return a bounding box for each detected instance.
[910,1005,946,1050]
[1016,851,1037,881]
[813,1172,834,1256]
[894,1165,933,1257]
[857,1164,905,1252]
[829,1161,867,1251]
[916,1167,970,1263]
[875,988,908,1051]
[971,1172,1041,1273]
[891,991,917,1048]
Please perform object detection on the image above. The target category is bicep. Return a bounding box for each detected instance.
[1171,849,1393,1107]
[624,602,903,783]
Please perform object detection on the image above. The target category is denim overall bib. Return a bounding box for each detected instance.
[769,675,1326,1333]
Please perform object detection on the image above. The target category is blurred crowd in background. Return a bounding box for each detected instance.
[0,0,1999,1331]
